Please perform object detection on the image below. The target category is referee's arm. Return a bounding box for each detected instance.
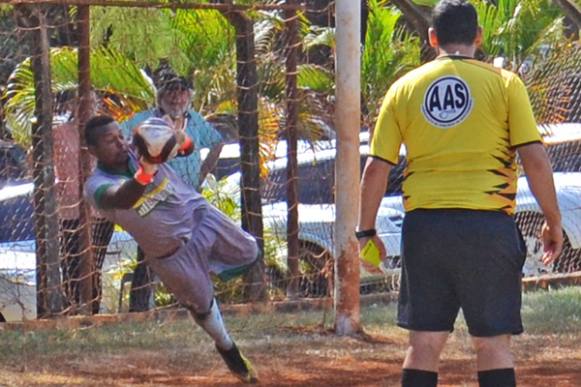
[358,157,392,231]
[517,143,563,263]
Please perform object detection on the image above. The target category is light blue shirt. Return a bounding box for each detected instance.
[120,109,223,189]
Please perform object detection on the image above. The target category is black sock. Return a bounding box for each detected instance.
[478,368,516,387]
[401,368,438,387]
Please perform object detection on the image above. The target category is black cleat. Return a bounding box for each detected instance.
[216,343,258,384]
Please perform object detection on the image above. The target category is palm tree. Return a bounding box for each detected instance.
[2,47,155,147]
[474,0,567,69]
[361,0,421,121]
[303,0,421,123]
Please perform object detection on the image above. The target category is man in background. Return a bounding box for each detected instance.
[121,75,224,190]
[119,75,224,312]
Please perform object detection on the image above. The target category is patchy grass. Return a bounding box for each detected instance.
[521,286,581,332]
[0,288,579,386]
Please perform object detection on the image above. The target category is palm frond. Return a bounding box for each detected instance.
[362,0,421,120]
[3,47,155,146]
[474,0,563,67]
[90,7,184,70]
[171,9,235,72]
[258,57,286,102]
[303,26,335,51]
[258,98,281,177]
[254,16,284,56]
[298,64,334,94]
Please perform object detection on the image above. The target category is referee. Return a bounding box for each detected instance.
[357,1,563,386]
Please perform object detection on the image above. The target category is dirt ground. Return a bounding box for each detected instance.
[1,289,580,386]
[1,326,580,386]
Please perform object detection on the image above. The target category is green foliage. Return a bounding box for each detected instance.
[172,9,236,112]
[525,41,580,123]
[90,6,236,114]
[304,26,335,51]
[362,0,421,120]
[2,47,155,147]
[474,0,565,68]
[298,64,334,94]
[263,227,287,274]
[90,7,187,72]
[154,283,176,308]
[201,173,241,221]
[252,12,334,150]
[86,4,331,157]
[303,1,421,122]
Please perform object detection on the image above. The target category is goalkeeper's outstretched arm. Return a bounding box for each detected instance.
[99,160,158,210]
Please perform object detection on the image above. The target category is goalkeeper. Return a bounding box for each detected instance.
[119,75,224,312]
[83,115,258,384]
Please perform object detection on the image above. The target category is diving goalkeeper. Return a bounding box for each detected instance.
[83,115,258,384]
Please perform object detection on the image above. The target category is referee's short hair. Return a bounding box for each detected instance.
[85,115,115,147]
[431,0,478,46]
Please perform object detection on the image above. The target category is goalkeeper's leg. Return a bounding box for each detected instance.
[147,241,257,383]
[190,300,258,384]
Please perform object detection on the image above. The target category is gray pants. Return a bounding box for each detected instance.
[147,205,258,314]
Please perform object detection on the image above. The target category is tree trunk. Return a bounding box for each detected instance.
[334,0,361,336]
[285,0,301,300]
[224,10,266,302]
[16,4,63,318]
[76,4,95,315]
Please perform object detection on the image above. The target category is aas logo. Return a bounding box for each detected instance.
[422,76,472,128]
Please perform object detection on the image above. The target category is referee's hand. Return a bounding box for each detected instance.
[541,221,563,265]
[358,235,387,274]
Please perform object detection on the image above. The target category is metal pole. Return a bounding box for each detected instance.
[334,0,361,335]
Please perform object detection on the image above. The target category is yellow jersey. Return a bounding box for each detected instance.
[370,56,542,215]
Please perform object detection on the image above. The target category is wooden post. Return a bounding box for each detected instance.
[15,4,63,318]
[285,0,300,300]
[334,0,361,335]
[225,10,266,301]
[76,4,94,315]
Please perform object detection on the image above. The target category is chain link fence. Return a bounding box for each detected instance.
[0,2,580,325]
[519,42,581,275]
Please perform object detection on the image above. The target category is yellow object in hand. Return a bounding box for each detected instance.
[360,238,382,268]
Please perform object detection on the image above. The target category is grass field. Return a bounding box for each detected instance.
[0,287,580,386]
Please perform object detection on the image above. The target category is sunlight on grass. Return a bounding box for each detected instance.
[0,287,579,367]
[521,287,581,333]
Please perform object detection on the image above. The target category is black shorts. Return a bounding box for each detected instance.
[397,209,527,337]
